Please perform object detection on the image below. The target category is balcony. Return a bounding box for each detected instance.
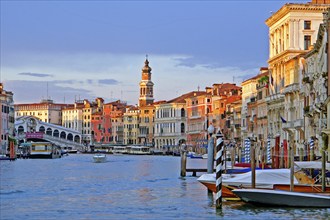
[282,121,294,130]
[283,83,300,94]
[138,133,147,138]
[265,93,285,103]
[189,115,202,119]
[294,119,303,128]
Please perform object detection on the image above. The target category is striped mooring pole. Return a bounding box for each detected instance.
[215,132,224,209]
[245,138,251,163]
[267,137,271,163]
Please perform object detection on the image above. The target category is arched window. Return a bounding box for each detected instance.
[67,133,73,141]
[181,123,185,134]
[53,130,59,137]
[18,126,24,134]
[74,135,80,143]
[46,128,52,136]
[60,131,66,139]
[39,126,45,133]
[181,108,185,117]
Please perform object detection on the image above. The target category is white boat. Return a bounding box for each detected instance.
[113,146,127,154]
[202,154,208,159]
[198,169,298,190]
[127,146,151,155]
[232,188,330,207]
[93,154,107,163]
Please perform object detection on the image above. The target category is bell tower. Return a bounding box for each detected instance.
[139,56,154,107]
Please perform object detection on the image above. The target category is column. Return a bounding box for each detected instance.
[289,19,294,49]
[294,19,299,49]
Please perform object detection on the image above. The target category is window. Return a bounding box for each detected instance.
[304,35,311,50]
[304,21,311,30]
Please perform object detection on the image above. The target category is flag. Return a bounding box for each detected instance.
[280,116,287,123]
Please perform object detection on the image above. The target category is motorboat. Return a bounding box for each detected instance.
[93,154,107,163]
[232,188,330,207]
[197,169,299,199]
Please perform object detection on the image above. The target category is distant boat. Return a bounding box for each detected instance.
[232,188,330,207]
[189,154,203,159]
[202,154,208,159]
[93,154,107,163]
[127,146,151,155]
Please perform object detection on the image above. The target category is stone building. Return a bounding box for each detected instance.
[265,1,330,151]
[0,83,14,155]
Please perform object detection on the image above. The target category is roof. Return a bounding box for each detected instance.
[241,71,269,84]
[167,91,208,103]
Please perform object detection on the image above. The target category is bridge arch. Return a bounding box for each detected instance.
[67,133,73,141]
[74,135,80,143]
[39,126,45,133]
[46,128,52,136]
[53,129,59,137]
[18,126,24,134]
[60,131,66,139]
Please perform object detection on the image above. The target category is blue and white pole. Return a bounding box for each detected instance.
[215,132,224,209]
[267,137,271,163]
[245,138,251,163]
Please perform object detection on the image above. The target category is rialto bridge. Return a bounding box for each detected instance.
[15,116,85,150]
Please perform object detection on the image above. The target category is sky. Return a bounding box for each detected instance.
[0,0,306,105]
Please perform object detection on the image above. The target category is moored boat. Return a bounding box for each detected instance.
[232,188,330,207]
[197,169,299,199]
[22,142,61,159]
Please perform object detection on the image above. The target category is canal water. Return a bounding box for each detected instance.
[1,154,329,219]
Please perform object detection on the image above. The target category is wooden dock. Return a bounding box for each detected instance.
[186,168,215,176]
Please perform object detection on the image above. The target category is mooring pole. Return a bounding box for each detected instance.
[207,124,215,174]
[180,144,187,177]
[215,132,224,209]
[250,138,256,189]
[321,132,328,192]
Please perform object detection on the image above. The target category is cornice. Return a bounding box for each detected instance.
[268,50,306,65]
[266,4,330,27]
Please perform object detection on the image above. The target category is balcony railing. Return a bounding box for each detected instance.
[283,83,300,94]
[265,93,285,103]
[282,121,294,130]
[294,119,303,128]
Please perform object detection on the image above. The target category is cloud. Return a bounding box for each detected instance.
[98,79,119,85]
[4,80,94,104]
[18,72,53,77]
[2,52,260,105]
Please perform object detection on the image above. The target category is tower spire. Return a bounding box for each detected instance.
[139,57,154,107]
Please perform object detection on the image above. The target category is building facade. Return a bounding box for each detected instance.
[0,83,14,155]
[265,1,330,152]
[15,99,68,125]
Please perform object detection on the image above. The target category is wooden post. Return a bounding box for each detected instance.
[321,133,328,192]
[207,134,214,174]
[9,141,16,161]
[290,141,295,192]
[251,140,256,188]
[180,144,187,177]
[299,148,303,161]
[215,133,224,209]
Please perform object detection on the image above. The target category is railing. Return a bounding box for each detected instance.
[293,119,303,128]
[283,83,300,94]
[282,121,294,130]
[265,93,285,102]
